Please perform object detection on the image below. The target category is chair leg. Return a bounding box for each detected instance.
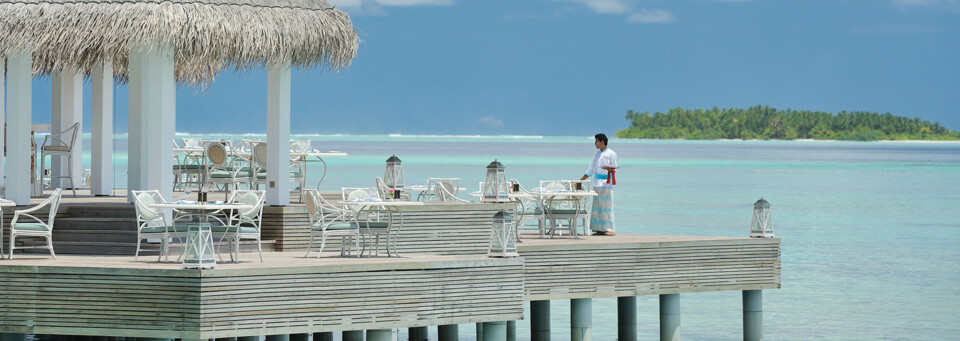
[135,238,142,262]
[257,237,263,262]
[46,236,56,259]
[318,234,328,258]
[40,153,47,194]
[305,234,314,257]
[9,233,15,259]
[67,154,77,197]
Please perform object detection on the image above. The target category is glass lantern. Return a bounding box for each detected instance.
[482,160,509,203]
[384,155,404,189]
[488,210,518,257]
[182,224,217,269]
[750,198,775,238]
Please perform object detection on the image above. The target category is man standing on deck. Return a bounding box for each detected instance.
[581,133,618,236]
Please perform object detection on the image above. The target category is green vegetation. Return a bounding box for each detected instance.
[617,106,960,141]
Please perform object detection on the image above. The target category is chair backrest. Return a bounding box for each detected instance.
[61,122,80,148]
[539,180,568,192]
[132,190,165,225]
[426,178,460,201]
[205,140,232,170]
[45,122,80,149]
[304,189,320,219]
[375,177,391,199]
[434,182,457,202]
[342,187,379,201]
[183,138,202,149]
[42,188,65,227]
[251,142,268,170]
[229,190,265,221]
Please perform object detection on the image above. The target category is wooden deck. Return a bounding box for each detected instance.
[518,234,781,300]
[1,192,782,338]
[0,253,524,338]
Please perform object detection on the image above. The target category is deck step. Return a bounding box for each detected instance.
[17,240,276,255]
[52,229,138,243]
[66,205,137,218]
[53,217,138,231]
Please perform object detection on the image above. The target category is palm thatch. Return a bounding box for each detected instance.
[0,0,359,86]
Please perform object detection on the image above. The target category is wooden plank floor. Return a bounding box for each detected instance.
[518,233,781,300]
[0,252,524,338]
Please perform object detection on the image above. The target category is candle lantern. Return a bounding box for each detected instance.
[482,160,509,203]
[750,198,775,238]
[182,224,217,269]
[384,155,405,189]
[488,210,518,257]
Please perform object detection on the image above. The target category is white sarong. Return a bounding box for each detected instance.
[590,187,615,233]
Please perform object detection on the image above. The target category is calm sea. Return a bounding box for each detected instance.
[83,135,960,340]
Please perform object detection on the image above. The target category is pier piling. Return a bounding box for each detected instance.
[312,332,333,341]
[571,298,592,341]
[507,321,517,341]
[530,300,551,341]
[619,296,638,341]
[482,321,507,341]
[743,290,763,341]
[342,331,363,341]
[438,324,459,341]
[660,294,681,341]
[366,329,392,341]
[265,334,289,341]
[409,326,429,341]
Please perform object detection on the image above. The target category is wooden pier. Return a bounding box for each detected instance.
[0,194,782,340]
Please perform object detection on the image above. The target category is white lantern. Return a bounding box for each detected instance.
[488,210,518,257]
[182,224,217,269]
[384,155,405,189]
[482,160,509,203]
[750,198,775,238]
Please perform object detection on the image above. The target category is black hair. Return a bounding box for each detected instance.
[595,133,608,145]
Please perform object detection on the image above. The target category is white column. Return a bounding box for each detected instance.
[128,45,175,201]
[5,51,33,204]
[1,56,5,189]
[266,61,292,206]
[127,48,142,201]
[91,61,114,196]
[51,69,83,189]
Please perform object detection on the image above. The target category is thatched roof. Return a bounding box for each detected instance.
[0,0,359,86]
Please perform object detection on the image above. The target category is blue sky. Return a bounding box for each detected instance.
[26,0,960,135]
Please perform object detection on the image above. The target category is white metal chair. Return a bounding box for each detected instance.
[341,187,391,257]
[538,180,589,237]
[304,189,360,258]
[8,188,63,259]
[216,190,266,262]
[434,181,469,203]
[203,140,246,195]
[424,177,461,202]
[132,190,188,262]
[510,180,546,238]
[40,122,80,196]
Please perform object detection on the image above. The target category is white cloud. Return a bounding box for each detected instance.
[327,0,364,7]
[580,0,631,14]
[562,0,674,24]
[627,9,675,23]
[374,0,454,6]
[476,116,505,127]
[891,0,960,12]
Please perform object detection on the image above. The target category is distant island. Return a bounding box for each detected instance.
[617,106,960,141]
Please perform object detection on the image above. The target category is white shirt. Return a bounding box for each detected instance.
[585,148,618,188]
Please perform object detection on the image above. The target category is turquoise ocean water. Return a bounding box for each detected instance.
[82,135,960,340]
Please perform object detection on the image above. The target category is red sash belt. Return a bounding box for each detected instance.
[607,169,616,185]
